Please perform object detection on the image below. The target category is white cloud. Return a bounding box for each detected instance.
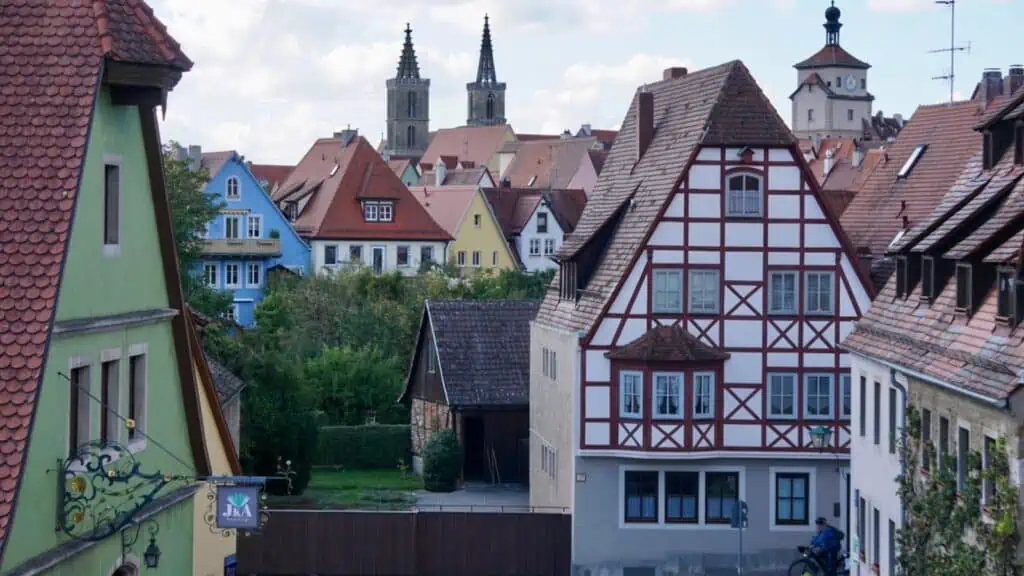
[867,0,936,12]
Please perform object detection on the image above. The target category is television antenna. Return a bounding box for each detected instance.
[929,0,971,104]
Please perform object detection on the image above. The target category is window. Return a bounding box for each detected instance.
[836,77,842,88]
[397,246,409,267]
[848,109,854,122]
[726,174,762,217]
[472,251,481,267]
[68,365,90,456]
[247,215,262,238]
[921,409,932,471]
[364,202,379,222]
[226,176,240,199]
[350,245,363,263]
[537,212,548,233]
[486,93,496,120]
[921,256,934,300]
[324,245,338,265]
[204,263,218,288]
[898,145,928,179]
[956,264,971,310]
[805,374,833,419]
[859,376,866,436]
[665,472,699,523]
[653,373,682,418]
[873,381,881,446]
[888,388,897,454]
[379,202,394,222]
[544,238,555,255]
[861,78,867,90]
[957,426,969,491]
[620,371,642,418]
[457,251,467,266]
[542,348,558,380]
[473,214,481,227]
[101,358,119,442]
[939,416,950,466]
[103,164,120,247]
[769,272,798,314]
[247,263,261,287]
[858,497,866,560]
[492,251,498,266]
[225,215,241,239]
[873,508,880,564]
[407,92,417,118]
[998,270,1013,318]
[693,372,714,419]
[706,472,739,524]
[808,109,815,123]
[624,471,658,523]
[775,473,809,525]
[421,246,433,264]
[984,436,996,504]
[805,272,834,314]
[895,257,907,297]
[128,353,145,442]
[768,373,796,418]
[529,238,541,256]
[224,264,240,288]
[841,375,851,418]
[688,270,719,314]
[653,270,683,314]
[406,126,416,148]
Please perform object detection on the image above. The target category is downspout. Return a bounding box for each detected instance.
[890,368,909,530]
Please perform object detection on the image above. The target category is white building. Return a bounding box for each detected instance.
[485,187,587,273]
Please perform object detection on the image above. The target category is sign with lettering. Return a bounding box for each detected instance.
[216,486,260,529]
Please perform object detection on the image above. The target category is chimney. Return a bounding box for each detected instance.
[561,130,573,139]
[852,142,863,168]
[435,158,447,186]
[979,68,1003,104]
[663,67,688,80]
[187,145,201,173]
[823,148,835,176]
[501,177,511,188]
[1008,65,1024,96]
[335,126,359,147]
[580,123,592,136]
[636,87,654,161]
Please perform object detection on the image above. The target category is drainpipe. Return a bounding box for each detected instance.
[890,368,909,530]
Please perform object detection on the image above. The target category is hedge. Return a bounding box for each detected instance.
[315,424,411,469]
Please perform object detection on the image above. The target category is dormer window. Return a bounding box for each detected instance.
[895,256,907,298]
[379,202,393,222]
[1015,123,1023,166]
[363,201,393,222]
[984,132,995,170]
[226,176,240,200]
[897,145,927,179]
[726,173,762,217]
[955,263,972,311]
[921,256,935,301]
[364,202,378,222]
[560,261,577,302]
[997,269,1013,320]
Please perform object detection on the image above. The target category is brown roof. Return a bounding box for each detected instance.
[272,136,450,241]
[517,133,561,142]
[803,137,857,184]
[484,188,587,237]
[249,164,294,189]
[588,148,609,175]
[0,0,193,557]
[794,45,870,70]
[387,158,412,178]
[420,166,492,187]
[840,100,987,266]
[503,137,597,189]
[200,151,235,179]
[421,125,509,169]
[819,148,885,217]
[589,129,618,146]
[606,325,730,362]
[538,61,796,334]
[408,185,478,236]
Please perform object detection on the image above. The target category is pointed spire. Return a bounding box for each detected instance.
[396,22,420,80]
[475,14,497,85]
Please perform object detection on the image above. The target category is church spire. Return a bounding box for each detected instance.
[824,0,842,46]
[396,22,420,80]
[475,15,497,85]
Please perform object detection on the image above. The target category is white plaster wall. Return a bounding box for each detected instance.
[519,201,565,272]
[311,239,446,277]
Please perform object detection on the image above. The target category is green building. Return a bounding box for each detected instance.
[0,2,212,574]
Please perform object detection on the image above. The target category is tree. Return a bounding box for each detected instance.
[303,346,407,425]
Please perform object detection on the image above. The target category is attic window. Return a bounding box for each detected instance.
[955,263,972,311]
[527,175,537,187]
[363,201,379,222]
[560,261,577,302]
[285,203,298,221]
[897,145,927,179]
[895,257,907,298]
[379,201,394,222]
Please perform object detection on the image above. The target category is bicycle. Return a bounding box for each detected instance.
[788,544,850,576]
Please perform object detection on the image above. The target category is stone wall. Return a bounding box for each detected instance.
[410,397,452,473]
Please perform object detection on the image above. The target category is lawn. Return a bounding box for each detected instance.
[269,468,423,510]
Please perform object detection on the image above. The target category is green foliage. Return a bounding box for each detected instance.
[315,425,411,468]
[896,406,1020,576]
[304,347,407,425]
[469,268,555,300]
[422,428,461,492]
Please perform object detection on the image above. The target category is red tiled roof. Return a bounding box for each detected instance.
[484,188,587,238]
[819,148,884,217]
[421,125,509,169]
[606,325,729,362]
[589,129,618,145]
[503,138,597,189]
[249,164,294,189]
[408,185,478,236]
[794,45,870,70]
[273,136,450,241]
[200,151,235,179]
[0,0,188,557]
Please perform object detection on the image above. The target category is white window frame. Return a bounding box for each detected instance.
[620,371,643,419]
[364,202,379,222]
[804,374,835,419]
[126,344,148,451]
[768,373,797,419]
[247,263,262,288]
[805,271,834,315]
[652,372,683,419]
[544,238,555,255]
[226,176,241,200]
[473,214,482,228]
[224,263,241,289]
[324,245,338,266]
[693,372,715,419]
[768,271,798,315]
[768,466,817,531]
[529,238,541,257]
[653,269,684,314]
[102,155,123,258]
[617,465,747,530]
[841,374,852,418]
[688,269,720,314]
[203,263,218,288]
[224,215,241,240]
[725,173,762,217]
[379,202,394,222]
[247,214,263,239]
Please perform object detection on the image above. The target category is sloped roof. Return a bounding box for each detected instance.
[249,164,294,190]
[0,0,193,558]
[819,149,884,217]
[588,148,609,175]
[420,166,492,187]
[503,137,597,189]
[408,186,478,236]
[484,188,587,237]
[421,125,509,168]
[794,45,870,70]
[272,136,450,241]
[205,353,247,405]
[538,61,796,334]
[387,158,412,179]
[606,325,729,362]
[200,151,235,179]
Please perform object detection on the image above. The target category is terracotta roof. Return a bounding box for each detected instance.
[794,45,870,70]
[272,136,450,241]
[804,137,857,184]
[588,148,609,175]
[502,137,597,189]
[200,151,234,179]
[387,158,412,178]
[408,185,478,236]
[0,0,191,557]
[249,164,294,190]
[819,148,884,217]
[589,129,618,146]
[538,61,796,334]
[606,325,730,362]
[420,166,492,187]
[484,188,587,237]
[421,125,509,169]
[975,88,1024,130]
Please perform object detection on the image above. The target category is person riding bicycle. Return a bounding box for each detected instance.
[809,517,842,574]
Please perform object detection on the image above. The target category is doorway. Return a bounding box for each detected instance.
[372,246,386,274]
[463,416,485,481]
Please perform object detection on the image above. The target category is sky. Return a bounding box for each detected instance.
[151,0,1020,165]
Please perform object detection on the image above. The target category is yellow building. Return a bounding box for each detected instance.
[409,185,519,272]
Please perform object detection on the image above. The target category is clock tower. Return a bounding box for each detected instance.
[789,1,874,139]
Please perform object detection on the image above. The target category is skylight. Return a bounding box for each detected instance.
[897,145,928,179]
[888,228,907,250]
[329,163,339,177]
[527,175,537,187]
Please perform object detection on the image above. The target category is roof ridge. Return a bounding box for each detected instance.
[91,0,114,54]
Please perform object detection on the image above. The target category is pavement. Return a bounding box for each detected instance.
[413,482,530,511]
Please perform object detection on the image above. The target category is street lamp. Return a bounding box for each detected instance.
[810,425,832,450]
[143,536,161,568]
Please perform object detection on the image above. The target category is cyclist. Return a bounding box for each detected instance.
[809,517,842,575]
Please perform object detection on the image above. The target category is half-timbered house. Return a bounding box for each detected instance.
[529,61,873,573]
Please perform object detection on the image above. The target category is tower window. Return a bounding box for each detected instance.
[407,125,416,149]
[807,109,815,123]
[861,78,867,90]
[408,92,417,118]
[486,93,495,120]
[848,109,854,122]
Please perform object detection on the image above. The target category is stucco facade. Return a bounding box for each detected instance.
[529,322,578,510]
[447,191,518,273]
[516,201,567,272]
[311,239,446,277]
[792,68,872,140]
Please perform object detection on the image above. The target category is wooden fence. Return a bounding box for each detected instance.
[237,509,572,576]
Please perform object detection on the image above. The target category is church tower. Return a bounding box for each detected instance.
[385,23,429,159]
[466,15,506,126]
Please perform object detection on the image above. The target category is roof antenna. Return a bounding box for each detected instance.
[929,0,971,104]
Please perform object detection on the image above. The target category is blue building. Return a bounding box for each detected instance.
[184,147,310,326]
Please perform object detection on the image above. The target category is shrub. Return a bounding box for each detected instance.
[422,429,461,492]
[315,424,410,469]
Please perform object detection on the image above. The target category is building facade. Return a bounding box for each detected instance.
[467,15,506,127]
[485,188,587,273]
[385,24,430,160]
[530,61,873,574]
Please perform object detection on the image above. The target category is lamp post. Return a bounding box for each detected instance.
[121,518,160,569]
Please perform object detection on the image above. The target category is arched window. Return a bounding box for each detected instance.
[226,176,240,199]
[407,125,416,148]
[486,93,495,120]
[408,92,417,118]
[725,172,762,217]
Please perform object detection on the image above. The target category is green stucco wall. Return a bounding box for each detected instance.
[56,85,170,323]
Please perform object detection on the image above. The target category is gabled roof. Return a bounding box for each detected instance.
[588,148,609,175]
[271,136,450,241]
[0,0,195,557]
[538,61,796,334]
[794,45,870,70]
[408,186,479,236]
[387,158,413,179]
[249,164,294,190]
[484,188,587,237]
[401,300,540,408]
[606,325,729,362]
[200,151,235,179]
[421,125,509,168]
[420,166,493,187]
[820,148,885,217]
[502,137,597,189]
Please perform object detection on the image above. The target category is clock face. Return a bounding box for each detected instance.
[845,76,857,91]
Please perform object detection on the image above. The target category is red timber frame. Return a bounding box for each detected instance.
[579,145,867,455]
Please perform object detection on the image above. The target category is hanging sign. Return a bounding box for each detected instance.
[216,485,261,529]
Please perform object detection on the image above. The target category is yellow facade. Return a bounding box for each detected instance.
[450,190,518,273]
